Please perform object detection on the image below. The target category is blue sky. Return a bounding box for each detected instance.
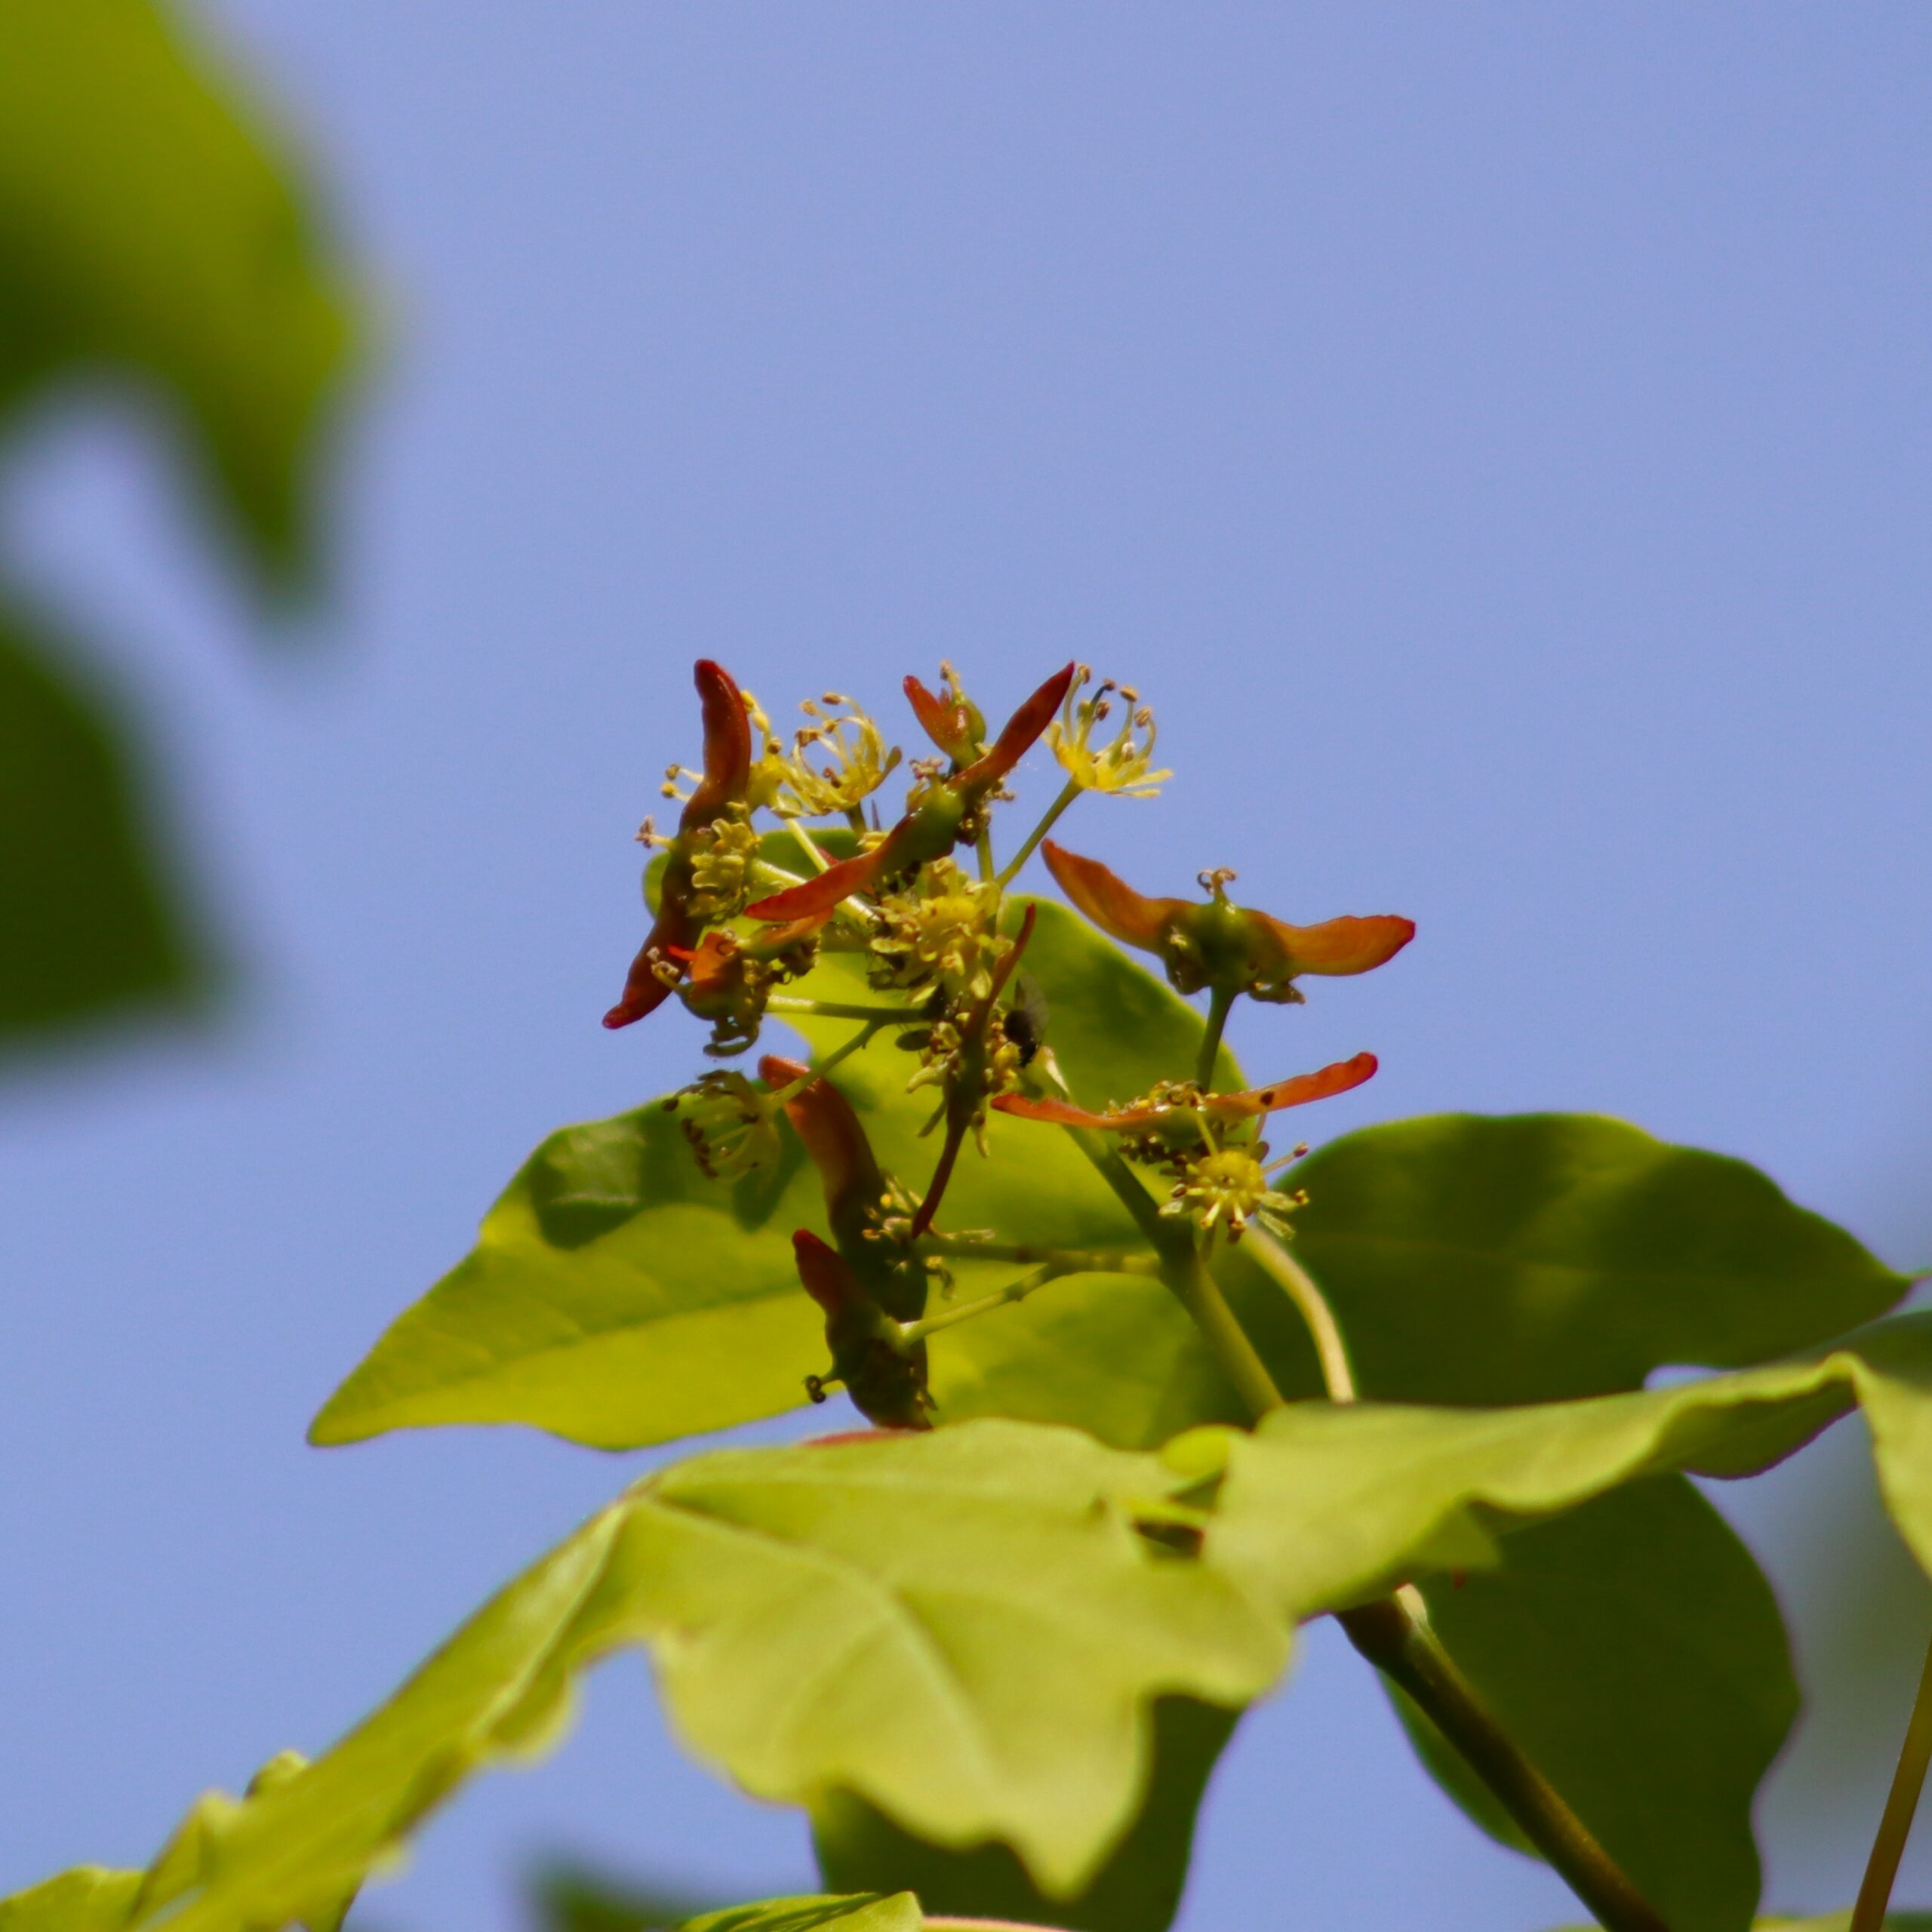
[2,7,1930,1929]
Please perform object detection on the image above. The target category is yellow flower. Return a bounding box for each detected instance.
[1048,666,1171,798]
[868,857,1001,1000]
[773,692,902,817]
[1160,1146,1305,1244]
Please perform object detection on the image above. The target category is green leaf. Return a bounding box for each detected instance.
[310,1094,830,1447]
[529,1860,724,1932]
[0,602,206,1043]
[1179,1312,1932,1932]
[1229,1115,1903,1912]
[677,1900,919,1932]
[1282,1112,1909,1404]
[1399,1480,1795,1932]
[811,1697,1235,1932]
[312,896,1242,1452]
[8,1423,1279,1932]
[0,1870,141,1932]
[0,0,355,585]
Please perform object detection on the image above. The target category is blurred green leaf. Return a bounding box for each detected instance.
[811,1697,1235,1932]
[0,0,355,585]
[529,1861,723,1932]
[311,897,1242,1451]
[0,599,205,1041]
[1399,1480,1796,1932]
[0,0,356,1054]
[2,1422,1278,1932]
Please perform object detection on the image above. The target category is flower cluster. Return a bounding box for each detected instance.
[606,658,1412,1424]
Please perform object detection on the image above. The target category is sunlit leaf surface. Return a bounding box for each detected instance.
[3,1423,1278,1932]
[312,898,1242,1450]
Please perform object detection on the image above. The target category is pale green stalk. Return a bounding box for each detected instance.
[997,776,1081,885]
[768,996,924,1023]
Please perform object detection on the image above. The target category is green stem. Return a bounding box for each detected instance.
[1242,1227,1358,1402]
[977,823,998,886]
[785,819,834,874]
[997,776,1082,885]
[1852,1627,1932,1932]
[1337,1595,1669,1932]
[768,997,922,1023]
[917,1235,1159,1275]
[1162,1250,1284,1420]
[1196,984,1235,1089]
[1164,1226,1671,1932]
[810,1020,884,1081]
[900,1264,1061,1344]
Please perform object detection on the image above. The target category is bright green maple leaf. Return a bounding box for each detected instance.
[309,897,1240,1451]
[3,1423,1278,1932]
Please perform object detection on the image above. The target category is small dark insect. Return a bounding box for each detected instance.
[1003,973,1050,1067]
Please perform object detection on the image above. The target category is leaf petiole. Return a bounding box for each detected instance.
[1243,1226,1358,1402]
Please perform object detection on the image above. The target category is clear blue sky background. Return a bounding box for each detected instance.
[2,6,1930,1929]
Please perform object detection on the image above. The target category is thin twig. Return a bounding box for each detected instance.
[899,1264,1061,1344]
[1148,1219,1672,1932]
[1242,1226,1358,1402]
[1852,1626,1932,1932]
[916,1235,1160,1275]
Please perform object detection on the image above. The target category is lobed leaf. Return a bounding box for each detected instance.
[5,1423,1279,1932]
[32,1316,1932,1932]
[1185,1312,1932,1932]
[1194,1313,1932,1620]
[312,896,1241,1452]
